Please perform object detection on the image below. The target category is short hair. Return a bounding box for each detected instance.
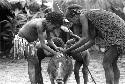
[45,12,64,25]
[65,4,82,19]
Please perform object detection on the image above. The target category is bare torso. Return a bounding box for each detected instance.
[18,18,46,42]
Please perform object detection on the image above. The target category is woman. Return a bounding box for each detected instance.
[64,4,125,84]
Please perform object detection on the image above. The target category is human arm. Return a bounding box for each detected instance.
[37,24,57,55]
[65,14,90,53]
[47,37,58,51]
[47,35,64,51]
[70,33,81,41]
[71,39,95,54]
[60,25,80,40]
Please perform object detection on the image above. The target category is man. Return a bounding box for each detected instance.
[64,4,125,84]
[18,12,66,84]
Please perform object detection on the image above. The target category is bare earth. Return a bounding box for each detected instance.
[0,51,125,84]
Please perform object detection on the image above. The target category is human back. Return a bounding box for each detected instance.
[18,18,45,42]
[84,10,125,50]
[65,5,125,84]
[66,6,125,49]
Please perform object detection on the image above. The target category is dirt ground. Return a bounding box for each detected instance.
[0,51,125,84]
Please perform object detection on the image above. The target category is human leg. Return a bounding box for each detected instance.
[112,52,120,84]
[82,52,89,84]
[26,47,46,84]
[102,45,119,84]
[74,61,82,84]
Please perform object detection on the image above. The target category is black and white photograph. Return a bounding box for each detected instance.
[0,0,125,84]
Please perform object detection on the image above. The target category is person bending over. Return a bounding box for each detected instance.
[18,12,65,84]
[64,4,125,84]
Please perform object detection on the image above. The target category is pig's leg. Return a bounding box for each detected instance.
[74,61,82,84]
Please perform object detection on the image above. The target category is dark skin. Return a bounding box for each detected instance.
[64,14,95,54]
[19,18,63,84]
[64,12,120,84]
[65,39,89,84]
[36,20,75,53]
[36,18,61,55]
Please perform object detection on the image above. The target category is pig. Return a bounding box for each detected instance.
[65,39,90,84]
[47,52,73,84]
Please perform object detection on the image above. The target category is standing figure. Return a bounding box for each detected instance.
[64,4,125,84]
[18,12,65,84]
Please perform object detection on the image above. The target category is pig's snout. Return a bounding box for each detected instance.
[56,78,64,84]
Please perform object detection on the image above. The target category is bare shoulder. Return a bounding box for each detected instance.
[35,18,46,33]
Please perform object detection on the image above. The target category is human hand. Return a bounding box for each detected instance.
[63,49,76,56]
[62,49,71,55]
[61,49,66,53]
[35,41,41,49]
[70,33,80,41]
[56,47,64,52]
[54,52,63,58]
[60,25,71,33]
